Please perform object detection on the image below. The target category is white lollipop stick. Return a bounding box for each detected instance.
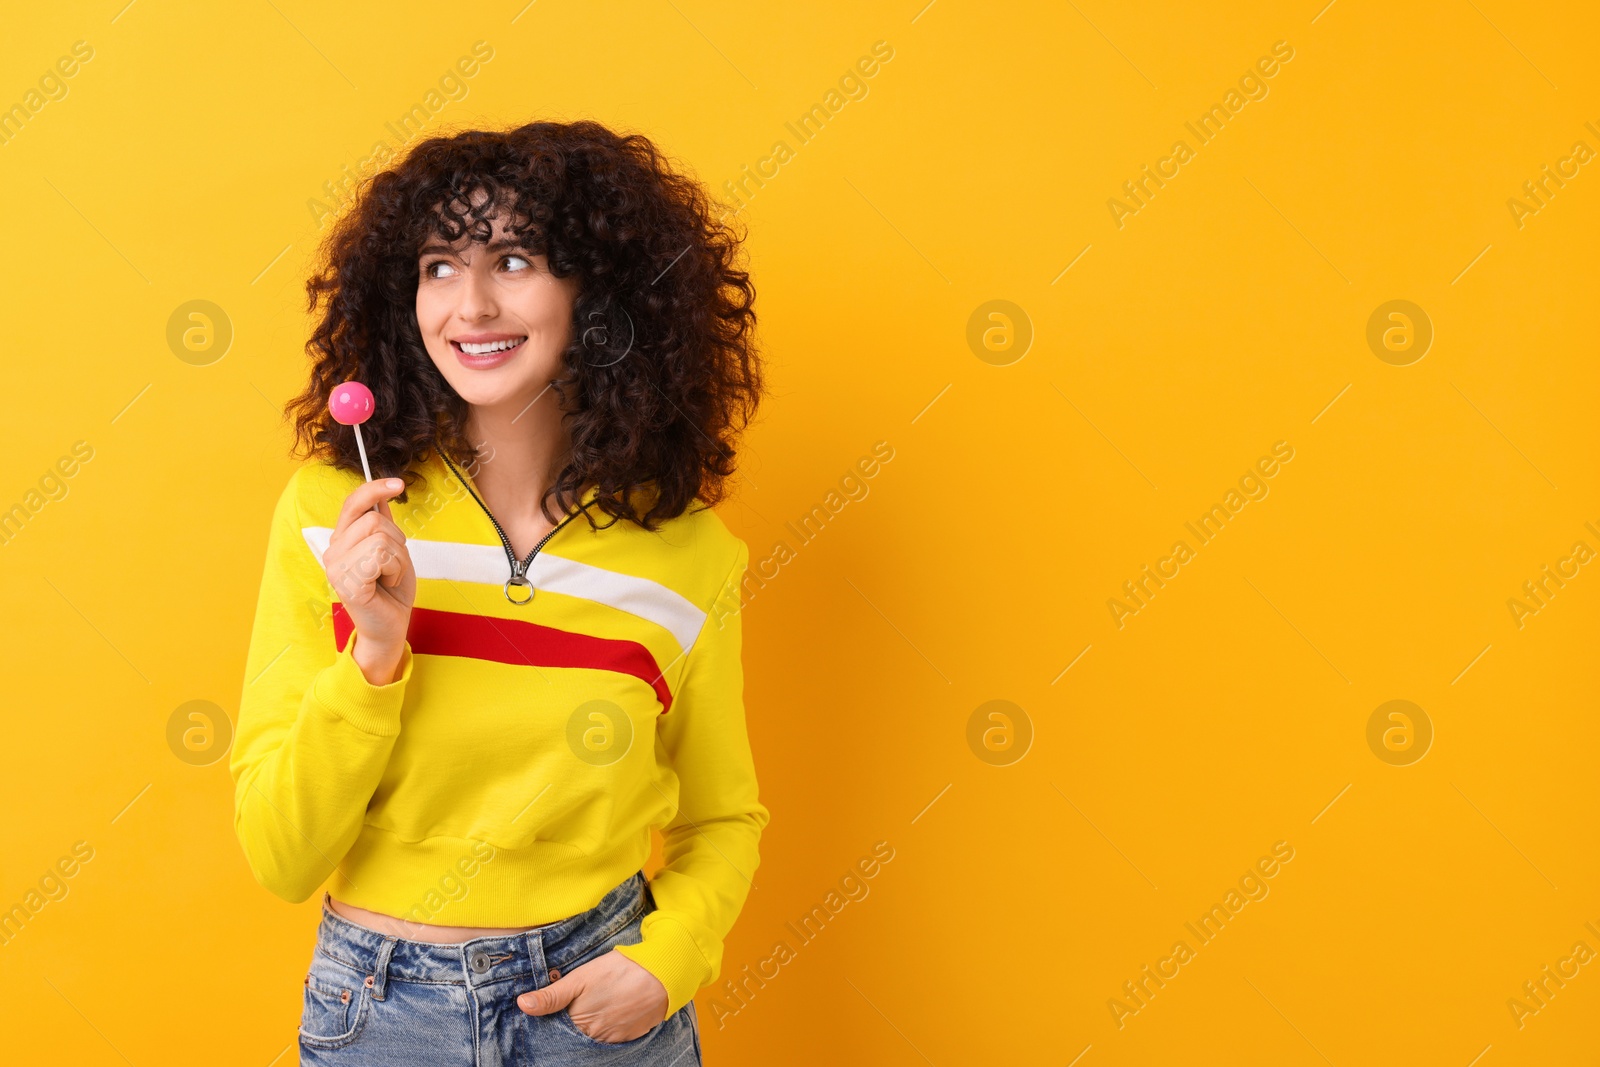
[352,423,374,483]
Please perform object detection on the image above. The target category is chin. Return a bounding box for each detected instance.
[438,370,548,410]
[452,383,529,409]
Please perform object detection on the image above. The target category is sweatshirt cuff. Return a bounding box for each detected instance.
[613,916,713,1019]
[311,637,413,736]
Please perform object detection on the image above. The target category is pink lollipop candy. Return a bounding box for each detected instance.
[328,381,377,490]
[329,381,374,426]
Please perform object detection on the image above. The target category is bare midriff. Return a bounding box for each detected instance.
[327,895,558,943]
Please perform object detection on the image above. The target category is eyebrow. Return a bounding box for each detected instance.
[418,237,531,259]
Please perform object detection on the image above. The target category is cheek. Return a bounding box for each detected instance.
[413,298,460,376]
[525,281,577,334]
[414,291,450,340]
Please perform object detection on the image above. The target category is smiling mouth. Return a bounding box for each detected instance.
[451,335,524,356]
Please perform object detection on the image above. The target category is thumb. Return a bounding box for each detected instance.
[519,973,580,1017]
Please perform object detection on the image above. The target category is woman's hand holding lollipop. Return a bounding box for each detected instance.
[322,383,416,685]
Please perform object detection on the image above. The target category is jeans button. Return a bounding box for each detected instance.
[470,951,491,974]
[548,967,561,981]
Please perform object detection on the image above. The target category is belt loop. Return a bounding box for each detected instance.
[369,937,397,1001]
[525,926,550,986]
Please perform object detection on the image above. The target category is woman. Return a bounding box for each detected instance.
[230,119,769,1065]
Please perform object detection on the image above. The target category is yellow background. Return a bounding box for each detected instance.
[1,1,1596,1063]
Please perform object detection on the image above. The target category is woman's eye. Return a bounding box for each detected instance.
[504,254,531,271]
[424,260,456,279]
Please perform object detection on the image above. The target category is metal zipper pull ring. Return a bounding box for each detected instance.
[437,448,594,607]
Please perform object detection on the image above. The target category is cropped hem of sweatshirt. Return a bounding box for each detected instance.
[230,448,768,1018]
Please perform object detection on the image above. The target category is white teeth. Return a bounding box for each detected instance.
[458,337,525,355]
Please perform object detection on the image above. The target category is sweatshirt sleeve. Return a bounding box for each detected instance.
[613,539,771,1017]
[229,469,414,903]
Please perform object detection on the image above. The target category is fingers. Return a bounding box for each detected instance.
[371,536,407,590]
[518,974,581,1017]
[321,475,411,602]
[327,519,405,574]
[329,533,409,603]
[335,478,406,534]
[331,507,406,555]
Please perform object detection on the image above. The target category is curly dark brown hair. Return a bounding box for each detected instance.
[284,119,762,531]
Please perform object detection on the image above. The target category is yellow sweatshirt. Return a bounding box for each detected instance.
[230,447,768,1017]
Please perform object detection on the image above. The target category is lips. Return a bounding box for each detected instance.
[450,337,527,369]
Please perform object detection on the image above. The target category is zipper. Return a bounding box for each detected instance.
[437,448,591,605]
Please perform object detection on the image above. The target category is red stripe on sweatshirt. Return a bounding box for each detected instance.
[331,603,672,714]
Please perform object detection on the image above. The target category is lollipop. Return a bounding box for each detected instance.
[329,382,378,505]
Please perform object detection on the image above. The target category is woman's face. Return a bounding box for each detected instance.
[415,211,578,413]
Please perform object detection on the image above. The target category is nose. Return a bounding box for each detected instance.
[456,264,498,322]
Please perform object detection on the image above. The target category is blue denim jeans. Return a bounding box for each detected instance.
[298,870,702,1065]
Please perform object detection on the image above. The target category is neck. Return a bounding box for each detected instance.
[462,393,571,523]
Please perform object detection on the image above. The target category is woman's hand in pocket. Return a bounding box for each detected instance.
[518,951,668,1043]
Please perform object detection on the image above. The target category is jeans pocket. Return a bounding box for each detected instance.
[299,949,372,1050]
[685,999,703,1062]
[557,881,650,975]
